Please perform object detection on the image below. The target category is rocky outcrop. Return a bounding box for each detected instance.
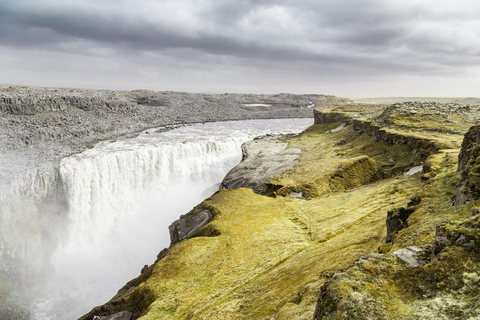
[221,136,302,193]
[386,207,415,243]
[313,244,476,320]
[169,209,213,245]
[354,119,439,158]
[454,125,480,205]
[431,214,480,259]
[314,109,440,159]
[375,101,480,135]
[313,111,354,125]
[314,214,480,319]
[385,196,421,243]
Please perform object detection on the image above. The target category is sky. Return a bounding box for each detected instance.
[1,0,480,97]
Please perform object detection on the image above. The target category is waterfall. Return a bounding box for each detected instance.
[1,118,312,320]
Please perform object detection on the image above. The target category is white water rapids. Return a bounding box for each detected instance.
[21,118,312,319]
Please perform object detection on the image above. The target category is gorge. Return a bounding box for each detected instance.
[0,86,328,319]
[34,119,313,319]
[3,86,480,320]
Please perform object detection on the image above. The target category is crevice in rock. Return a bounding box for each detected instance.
[386,196,421,243]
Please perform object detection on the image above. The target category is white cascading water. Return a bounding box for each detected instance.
[24,118,312,320]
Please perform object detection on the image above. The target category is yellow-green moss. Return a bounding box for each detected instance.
[269,123,423,199]
[81,105,476,320]
[316,248,480,320]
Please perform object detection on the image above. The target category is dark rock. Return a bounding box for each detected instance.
[454,235,476,249]
[156,248,169,261]
[314,110,353,125]
[386,207,415,243]
[431,216,480,260]
[431,235,451,259]
[169,209,212,245]
[454,126,480,205]
[408,195,421,207]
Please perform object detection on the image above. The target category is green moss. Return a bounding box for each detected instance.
[81,105,477,320]
[316,249,480,320]
[269,122,423,199]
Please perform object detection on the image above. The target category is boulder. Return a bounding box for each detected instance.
[169,209,212,245]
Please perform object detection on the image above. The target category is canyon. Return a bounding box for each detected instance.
[2,86,480,319]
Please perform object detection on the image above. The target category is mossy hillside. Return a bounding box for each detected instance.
[102,176,421,320]
[315,221,480,320]
[270,123,422,198]
[375,102,479,135]
[84,177,415,319]
[81,106,474,320]
[322,102,479,137]
[390,150,477,251]
[315,242,480,319]
[81,118,434,320]
[315,105,466,151]
[313,138,480,318]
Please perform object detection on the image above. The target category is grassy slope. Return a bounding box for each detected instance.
[82,103,478,320]
[132,123,423,320]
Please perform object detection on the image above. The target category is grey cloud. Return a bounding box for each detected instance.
[0,1,472,62]
[1,0,480,95]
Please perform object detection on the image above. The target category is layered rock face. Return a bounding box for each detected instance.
[220,136,303,194]
[1,86,345,153]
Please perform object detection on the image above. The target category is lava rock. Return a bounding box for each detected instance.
[169,209,212,245]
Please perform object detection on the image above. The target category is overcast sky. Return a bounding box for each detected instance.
[1,0,479,97]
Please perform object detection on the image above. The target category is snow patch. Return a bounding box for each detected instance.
[325,123,346,133]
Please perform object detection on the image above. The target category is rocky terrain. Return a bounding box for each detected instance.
[0,85,346,320]
[0,85,343,225]
[0,85,344,171]
[78,101,480,319]
[4,87,480,319]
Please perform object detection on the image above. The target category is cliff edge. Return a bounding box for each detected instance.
[81,101,480,319]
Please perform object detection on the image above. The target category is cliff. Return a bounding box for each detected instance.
[81,101,480,319]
